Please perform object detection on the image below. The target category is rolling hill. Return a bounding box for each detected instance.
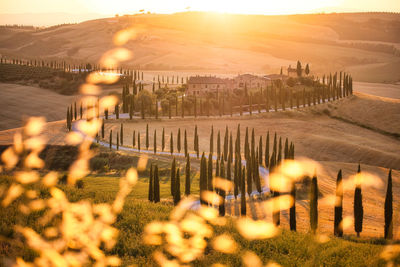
[0,12,400,82]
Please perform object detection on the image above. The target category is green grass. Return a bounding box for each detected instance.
[0,175,397,266]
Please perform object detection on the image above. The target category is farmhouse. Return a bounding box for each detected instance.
[187,76,230,95]
[233,74,270,89]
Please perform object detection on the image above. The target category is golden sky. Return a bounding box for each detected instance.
[1,0,399,15]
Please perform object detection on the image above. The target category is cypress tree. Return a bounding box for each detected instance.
[170,132,174,155]
[227,157,232,182]
[200,153,207,205]
[216,157,220,178]
[334,170,343,237]
[138,131,141,151]
[177,128,181,153]
[153,130,157,154]
[80,103,83,119]
[185,156,191,196]
[116,132,119,150]
[105,108,109,120]
[181,95,185,118]
[259,136,263,165]
[246,157,252,197]
[207,153,213,192]
[148,165,154,202]
[101,121,104,138]
[184,130,188,157]
[171,157,176,198]
[146,124,149,150]
[162,128,165,151]
[244,127,249,160]
[310,171,318,234]
[254,153,262,195]
[265,132,270,168]
[154,165,160,203]
[384,169,393,239]
[109,130,112,150]
[224,126,228,161]
[354,164,363,237]
[219,161,226,216]
[234,156,239,199]
[174,168,181,205]
[74,102,77,120]
[284,138,288,159]
[133,130,136,148]
[194,95,197,118]
[195,125,199,158]
[277,137,282,164]
[229,132,233,163]
[210,126,214,154]
[217,130,221,159]
[120,123,123,146]
[290,178,296,231]
[241,167,246,216]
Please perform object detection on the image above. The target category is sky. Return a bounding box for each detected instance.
[0,0,399,26]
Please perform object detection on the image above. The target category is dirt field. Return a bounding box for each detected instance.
[354,82,400,99]
[0,83,76,130]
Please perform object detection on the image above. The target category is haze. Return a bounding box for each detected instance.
[1,0,399,26]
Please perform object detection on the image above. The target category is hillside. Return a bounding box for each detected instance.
[0,12,400,82]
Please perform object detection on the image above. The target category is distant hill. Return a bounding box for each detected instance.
[0,12,399,83]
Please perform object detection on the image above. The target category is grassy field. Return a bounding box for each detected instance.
[0,174,396,266]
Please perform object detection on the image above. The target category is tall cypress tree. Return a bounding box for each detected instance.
[290,177,296,231]
[154,164,160,203]
[229,132,233,163]
[354,164,363,237]
[148,164,154,202]
[384,169,393,239]
[210,126,214,154]
[116,132,119,150]
[310,171,318,234]
[101,121,105,139]
[217,131,221,159]
[244,127,249,160]
[224,126,229,161]
[265,131,270,168]
[258,136,263,165]
[138,131,141,151]
[177,128,181,153]
[246,157,252,197]
[334,170,343,237]
[277,137,282,164]
[170,132,174,155]
[184,130,188,157]
[171,157,176,198]
[219,161,226,216]
[120,124,124,146]
[200,153,207,205]
[162,128,165,152]
[174,168,181,205]
[185,156,191,196]
[153,129,157,154]
[207,153,213,192]
[241,167,246,216]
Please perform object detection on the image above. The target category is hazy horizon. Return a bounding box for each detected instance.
[1,0,399,26]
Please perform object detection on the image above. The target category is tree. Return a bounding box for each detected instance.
[354,164,363,237]
[120,124,123,146]
[194,125,199,158]
[138,131,141,151]
[162,128,165,151]
[148,164,154,202]
[265,132,269,168]
[132,130,136,148]
[246,157,252,197]
[185,156,191,196]
[296,60,302,77]
[145,124,149,150]
[200,153,207,205]
[174,168,181,205]
[241,167,246,216]
[170,132,174,155]
[207,153,213,192]
[153,164,160,203]
[184,130,188,157]
[171,157,176,198]
[116,132,119,150]
[153,130,157,154]
[177,128,181,153]
[384,169,393,239]
[258,136,263,165]
[217,131,221,159]
[210,126,214,154]
[290,177,296,231]
[334,170,343,237]
[305,63,310,76]
[219,161,226,216]
[310,171,318,234]
[224,126,228,161]
[101,121,105,139]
